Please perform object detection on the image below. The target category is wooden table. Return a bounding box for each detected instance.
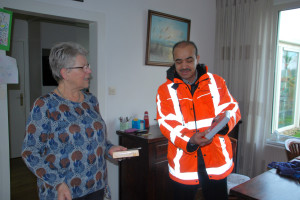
[230,168,300,200]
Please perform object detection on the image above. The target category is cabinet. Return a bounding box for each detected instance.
[117,125,173,200]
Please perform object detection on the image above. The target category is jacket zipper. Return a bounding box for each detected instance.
[192,77,210,132]
[185,83,198,132]
[176,77,210,130]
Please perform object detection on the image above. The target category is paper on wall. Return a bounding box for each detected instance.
[0,54,18,84]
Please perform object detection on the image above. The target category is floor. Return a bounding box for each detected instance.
[195,188,238,200]
[9,157,239,200]
[10,157,39,200]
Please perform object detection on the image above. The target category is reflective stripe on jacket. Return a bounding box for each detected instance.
[156,66,241,185]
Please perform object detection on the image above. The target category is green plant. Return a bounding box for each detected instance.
[293,130,300,138]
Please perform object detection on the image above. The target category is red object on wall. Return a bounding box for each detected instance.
[144,111,149,129]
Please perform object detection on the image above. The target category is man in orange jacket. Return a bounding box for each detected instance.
[156,41,241,200]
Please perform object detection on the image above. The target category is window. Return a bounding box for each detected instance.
[272,8,300,138]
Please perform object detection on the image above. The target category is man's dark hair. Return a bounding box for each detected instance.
[172,41,198,58]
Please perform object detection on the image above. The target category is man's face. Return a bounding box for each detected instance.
[173,44,200,82]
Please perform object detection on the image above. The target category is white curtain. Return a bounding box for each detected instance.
[214,0,277,177]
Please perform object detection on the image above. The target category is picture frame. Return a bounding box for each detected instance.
[145,10,191,66]
[0,8,13,51]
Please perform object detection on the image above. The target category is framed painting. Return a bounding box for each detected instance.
[0,8,13,51]
[145,10,191,66]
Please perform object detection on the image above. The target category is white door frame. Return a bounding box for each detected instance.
[8,40,27,158]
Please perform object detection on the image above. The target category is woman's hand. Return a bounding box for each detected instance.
[57,182,72,200]
[108,145,127,157]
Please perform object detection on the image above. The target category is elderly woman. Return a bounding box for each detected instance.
[21,42,126,200]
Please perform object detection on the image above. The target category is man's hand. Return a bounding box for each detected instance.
[189,131,213,146]
[57,182,72,200]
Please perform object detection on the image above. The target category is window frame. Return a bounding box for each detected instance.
[268,1,300,145]
[272,43,300,133]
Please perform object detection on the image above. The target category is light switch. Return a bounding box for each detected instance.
[108,87,116,95]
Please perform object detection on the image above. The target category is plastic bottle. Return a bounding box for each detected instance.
[132,118,140,129]
[144,111,149,129]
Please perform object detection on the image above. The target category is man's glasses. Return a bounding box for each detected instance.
[68,64,90,72]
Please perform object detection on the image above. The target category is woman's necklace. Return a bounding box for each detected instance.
[56,87,81,102]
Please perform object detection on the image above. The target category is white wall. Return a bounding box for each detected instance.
[0,6,13,200]
[0,0,216,199]
[0,84,10,200]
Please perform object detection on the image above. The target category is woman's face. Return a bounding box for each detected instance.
[64,54,92,90]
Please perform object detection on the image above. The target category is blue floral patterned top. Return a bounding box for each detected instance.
[21,91,113,200]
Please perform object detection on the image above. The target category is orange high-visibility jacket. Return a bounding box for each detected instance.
[156,65,241,185]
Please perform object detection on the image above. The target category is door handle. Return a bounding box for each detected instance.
[20,93,23,106]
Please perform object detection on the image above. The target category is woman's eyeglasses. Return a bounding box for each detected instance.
[68,64,90,72]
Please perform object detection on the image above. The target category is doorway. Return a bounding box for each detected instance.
[7,11,89,199]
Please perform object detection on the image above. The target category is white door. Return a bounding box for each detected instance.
[8,40,26,158]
